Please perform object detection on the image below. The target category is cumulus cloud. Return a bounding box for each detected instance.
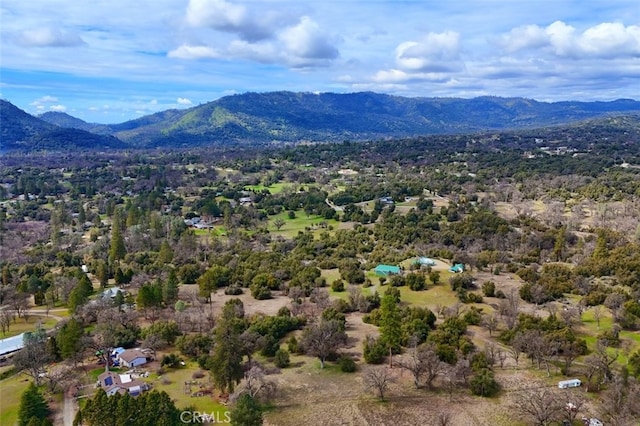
[177,97,193,105]
[31,95,59,105]
[49,104,67,112]
[15,27,84,47]
[395,31,462,72]
[185,0,294,42]
[279,17,339,62]
[500,21,640,58]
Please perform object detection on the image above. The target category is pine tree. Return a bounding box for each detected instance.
[163,269,179,306]
[229,394,263,426]
[109,209,126,263]
[18,383,49,426]
[379,293,402,357]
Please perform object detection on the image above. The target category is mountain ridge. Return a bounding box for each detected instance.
[6,92,640,150]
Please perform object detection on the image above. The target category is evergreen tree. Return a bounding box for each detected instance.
[109,209,126,263]
[229,394,263,426]
[18,383,49,426]
[379,293,402,354]
[57,318,84,360]
[162,269,179,306]
[209,300,246,393]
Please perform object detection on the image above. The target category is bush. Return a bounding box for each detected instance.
[287,336,301,354]
[470,368,500,397]
[363,336,386,364]
[192,370,205,379]
[225,285,243,295]
[274,349,290,368]
[482,281,496,297]
[467,293,483,303]
[250,283,272,300]
[331,279,345,292]
[161,353,182,368]
[339,355,356,372]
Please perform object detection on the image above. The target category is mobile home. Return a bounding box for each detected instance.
[558,378,581,389]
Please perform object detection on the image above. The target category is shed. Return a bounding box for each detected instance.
[374,265,401,276]
[449,263,465,273]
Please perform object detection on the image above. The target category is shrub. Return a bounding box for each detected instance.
[287,336,301,354]
[225,285,243,295]
[331,279,345,292]
[482,281,496,297]
[161,353,182,368]
[274,349,290,368]
[339,355,357,373]
[363,336,386,364]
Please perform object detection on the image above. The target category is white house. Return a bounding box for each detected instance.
[98,371,148,396]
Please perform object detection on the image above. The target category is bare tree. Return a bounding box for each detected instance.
[301,319,347,368]
[511,388,564,426]
[592,305,603,329]
[397,342,445,389]
[482,313,499,336]
[0,309,14,335]
[432,411,452,426]
[363,366,395,401]
[13,334,51,386]
[43,364,75,393]
[598,375,640,426]
[230,364,277,404]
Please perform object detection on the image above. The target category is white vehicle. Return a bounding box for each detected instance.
[558,378,582,389]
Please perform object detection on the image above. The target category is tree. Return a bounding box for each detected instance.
[511,388,564,426]
[108,208,126,263]
[14,332,51,386]
[229,394,263,426]
[18,383,50,426]
[379,293,402,363]
[163,269,180,306]
[209,300,246,393]
[363,366,395,401]
[301,319,347,368]
[470,368,499,397]
[197,265,231,302]
[273,218,286,231]
[56,318,85,361]
[397,342,444,389]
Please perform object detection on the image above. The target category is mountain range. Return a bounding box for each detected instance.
[2,92,640,151]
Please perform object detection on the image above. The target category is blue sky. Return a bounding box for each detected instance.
[1,0,639,123]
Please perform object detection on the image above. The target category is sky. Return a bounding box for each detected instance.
[1,0,639,123]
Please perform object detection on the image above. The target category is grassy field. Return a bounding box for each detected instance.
[0,316,59,339]
[0,373,30,426]
[244,182,293,195]
[151,362,229,414]
[267,212,340,239]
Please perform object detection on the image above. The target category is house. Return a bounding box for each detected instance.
[379,196,394,205]
[558,378,582,389]
[97,371,148,396]
[374,265,401,276]
[449,263,465,273]
[101,287,123,299]
[117,349,148,368]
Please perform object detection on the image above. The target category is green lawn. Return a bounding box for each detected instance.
[151,362,229,414]
[375,283,459,310]
[244,182,293,195]
[0,316,59,339]
[0,373,31,426]
[267,212,340,239]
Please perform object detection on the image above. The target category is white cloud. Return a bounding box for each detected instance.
[177,97,193,105]
[168,44,222,59]
[185,0,293,42]
[31,95,59,105]
[499,21,640,58]
[279,16,339,62]
[15,27,84,47]
[49,104,67,112]
[395,31,461,72]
